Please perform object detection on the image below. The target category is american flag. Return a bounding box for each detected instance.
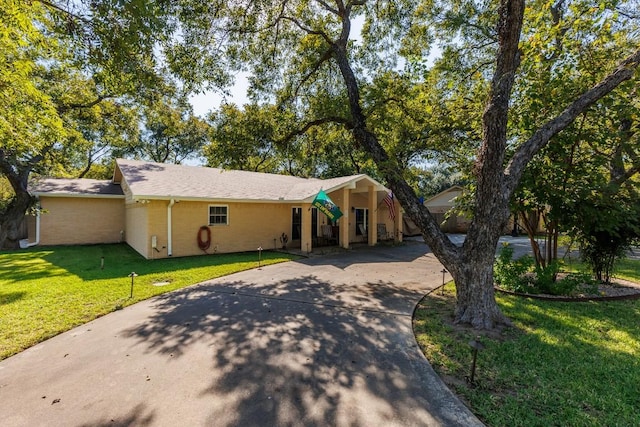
[384,192,395,220]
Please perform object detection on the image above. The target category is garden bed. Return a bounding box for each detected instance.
[495,277,640,301]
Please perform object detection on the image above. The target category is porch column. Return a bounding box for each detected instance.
[368,185,378,246]
[301,202,313,254]
[394,199,403,242]
[340,187,350,249]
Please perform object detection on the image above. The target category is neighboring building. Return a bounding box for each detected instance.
[423,185,545,235]
[26,159,402,258]
[423,186,471,233]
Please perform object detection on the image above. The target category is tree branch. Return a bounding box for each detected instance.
[281,16,333,45]
[57,93,113,114]
[36,0,90,24]
[314,0,339,15]
[504,47,640,195]
[472,0,525,230]
[293,48,334,99]
[276,116,353,145]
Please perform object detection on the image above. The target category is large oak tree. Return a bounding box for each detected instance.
[24,0,640,328]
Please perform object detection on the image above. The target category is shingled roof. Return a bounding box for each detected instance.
[29,160,386,202]
[30,178,124,197]
[114,159,385,202]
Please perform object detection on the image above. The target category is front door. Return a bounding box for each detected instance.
[292,207,302,240]
[355,208,368,240]
[312,208,318,239]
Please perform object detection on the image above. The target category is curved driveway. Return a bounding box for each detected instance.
[0,242,482,426]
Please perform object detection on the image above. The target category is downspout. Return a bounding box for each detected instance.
[25,208,41,247]
[167,199,175,256]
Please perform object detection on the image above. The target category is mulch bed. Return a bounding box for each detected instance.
[495,278,640,302]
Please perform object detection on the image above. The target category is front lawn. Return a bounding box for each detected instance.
[0,244,297,360]
[414,279,640,426]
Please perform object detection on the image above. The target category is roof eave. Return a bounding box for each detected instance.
[128,195,308,204]
[34,193,125,199]
[301,175,388,202]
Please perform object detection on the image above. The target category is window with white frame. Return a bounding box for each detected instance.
[208,205,228,225]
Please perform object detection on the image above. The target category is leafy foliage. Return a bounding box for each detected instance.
[494,243,599,296]
[130,81,209,164]
[510,0,640,268]
[574,186,640,283]
[0,1,208,248]
[494,243,536,292]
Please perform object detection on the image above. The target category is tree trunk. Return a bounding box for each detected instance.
[330,10,514,330]
[0,192,32,250]
[326,0,638,330]
[449,251,512,329]
[449,187,513,328]
[520,210,545,266]
[0,150,40,249]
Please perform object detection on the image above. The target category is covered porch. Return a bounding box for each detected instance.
[293,176,403,253]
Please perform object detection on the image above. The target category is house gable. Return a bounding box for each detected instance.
[424,186,464,211]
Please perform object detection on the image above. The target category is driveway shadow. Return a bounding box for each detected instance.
[117,273,477,426]
[0,244,479,427]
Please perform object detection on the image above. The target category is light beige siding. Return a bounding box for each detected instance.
[127,200,296,259]
[36,197,125,246]
[142,201,296,258]
[146,201,168,258]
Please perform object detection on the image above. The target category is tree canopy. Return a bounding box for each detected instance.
[0,0,180,247]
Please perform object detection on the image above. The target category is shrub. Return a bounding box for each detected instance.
[494,244,600,296]
[494,244,535,293]
[533,261,560,294]
[558,272,600,296]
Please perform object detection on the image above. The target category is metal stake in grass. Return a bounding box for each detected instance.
[257,246,262,268]
[468,337,485,386]
[128,272,138,298]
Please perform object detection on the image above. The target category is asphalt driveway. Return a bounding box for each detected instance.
[0,242,482,427]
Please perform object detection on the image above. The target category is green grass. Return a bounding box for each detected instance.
[0,244,298,360]
[414,279,640,427]
[559,255,640,283]
[614,257,640,281]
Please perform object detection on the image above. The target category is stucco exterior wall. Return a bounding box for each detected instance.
[142,200,297,258]
[35,197,125,246]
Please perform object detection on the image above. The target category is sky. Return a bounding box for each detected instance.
[188,16,366,118]
[188,72,251,118]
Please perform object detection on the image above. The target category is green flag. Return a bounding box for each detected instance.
[312,190,343,222]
